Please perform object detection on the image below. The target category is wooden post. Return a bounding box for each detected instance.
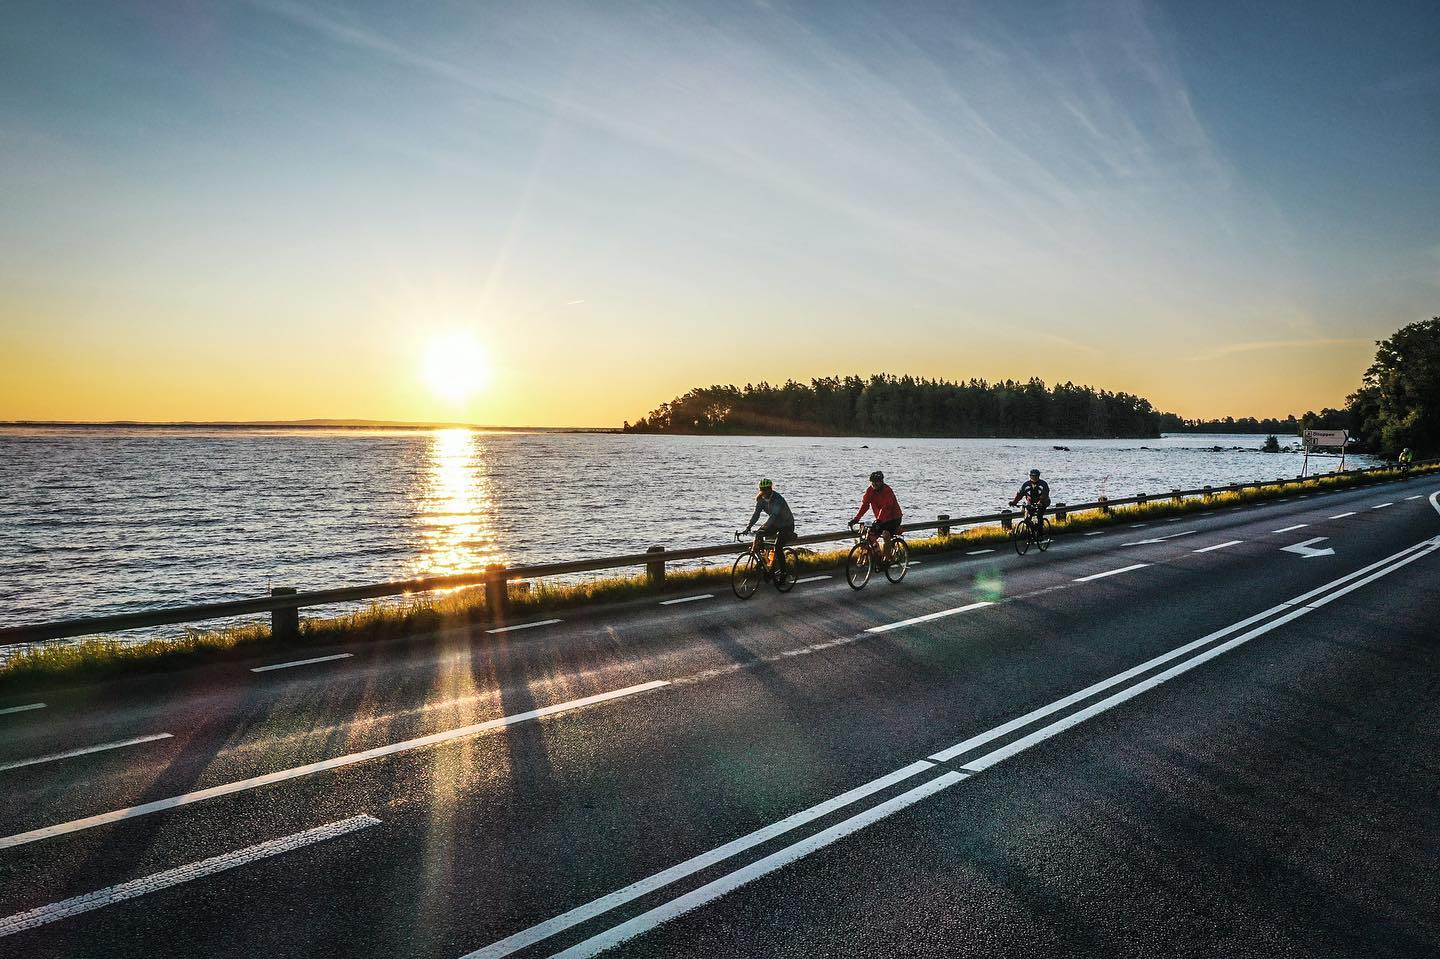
[937,514,951,536]
[1203,485,1213,500]
[1171,488,1181,503]
[270,587,299,643]
[1001,509,1013,530]
[485,564,508,623]
[646,546,665,588]
[1055,503,1067,522]
[1098,495,1109,514]
[1137,493,1148,505]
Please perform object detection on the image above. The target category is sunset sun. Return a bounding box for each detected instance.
[422,332,489,403]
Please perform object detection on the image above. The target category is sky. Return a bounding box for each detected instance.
[1,0,1437,426]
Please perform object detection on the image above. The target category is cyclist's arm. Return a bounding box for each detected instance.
[744,500,763,531]
[851,487,873,525]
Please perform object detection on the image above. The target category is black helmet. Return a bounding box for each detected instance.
[1029,468,1041,478]
[869,470,884,483]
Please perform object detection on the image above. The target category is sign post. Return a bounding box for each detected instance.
[1301,429,1348,476]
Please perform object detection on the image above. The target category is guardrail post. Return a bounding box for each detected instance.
[937,514,951,536]
[1098,495,1109,514]
[270,587,299,643]
[485,564,509,622]
[1171,488,1181,503]
[1203,485,1213,500]
[1055,502,1067,522]
[1137,492,1148,505]
[646,546,665,587]
[1001,509,1013,530]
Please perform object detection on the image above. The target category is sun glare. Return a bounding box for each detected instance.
[422,332,489,403]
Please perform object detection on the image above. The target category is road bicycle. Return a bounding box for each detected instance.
[845,521,910,590]
[732,531,798,599]
[1011,501,1051,555]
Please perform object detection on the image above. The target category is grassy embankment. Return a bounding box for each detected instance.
[2,464,1435,693]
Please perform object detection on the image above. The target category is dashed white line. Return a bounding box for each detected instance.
[1073,563,1149,583]
[0,680,668,850]
[1193,540,1244,554]
[250,653,353,673]
[866,601,993,634]
[0,733,173,773]
[485,619,563,634]
[1405,495,1423,501]
[0,703,45,717]
[1273,524,1309,533]
[659,594,713,606]
[1082,531,1104,537]
[965,549,995,555]
[1329,512,1356,519]
[0,815,380,937]
[794,575,832,584]
[1372,502,1393,510]
[1129,523,1148,528]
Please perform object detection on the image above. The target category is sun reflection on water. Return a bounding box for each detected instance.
[416,428,502,576]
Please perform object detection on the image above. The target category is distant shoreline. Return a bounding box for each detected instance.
[0,420,619,433]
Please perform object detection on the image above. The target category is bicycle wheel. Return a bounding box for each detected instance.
[774,548,799,592]
[732,552,762,599]
[1012,523,1030,556]
[1035,517,1050,552]
[884,538,910,582]
[845,543,873,590]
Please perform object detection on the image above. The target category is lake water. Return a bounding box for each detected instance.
[0,428,1367,636]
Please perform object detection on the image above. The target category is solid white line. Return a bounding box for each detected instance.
[659,594,713,606]
[0,703,46,717]
[963,542,1440,773]
[794,575,832,584]
[486,619,563,634]
[1329,512,1356,519]
[250,653,352,673]
[0,734,173,773]
[1371,502,1393,509]
[1193,540,1243,554]
[548,773,966,959]
[0,680,668,851]
[1273,524,1309,533]
[866,602,993,634]
[0,815,379,937]
[1073,563,1149,583]
[461,761,938,959]
[966,549,995,554]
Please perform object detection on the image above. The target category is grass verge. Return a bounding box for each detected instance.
[2,463,1435,693]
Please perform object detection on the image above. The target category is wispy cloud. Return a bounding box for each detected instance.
[1190,338,1368,361]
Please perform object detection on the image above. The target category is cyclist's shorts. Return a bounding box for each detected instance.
[869,518,902,536]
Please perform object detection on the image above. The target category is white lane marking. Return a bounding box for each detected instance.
[462,761,937,959]
[966,549,995,554]
[1229,507,1244,511]
[546,773,965,959]
[0,734,173,773]
[1329,512,1356,519]
[1082,531,1104,537]
[1281,537,1335,559]
[907,560,922,566]
[794,575,832,584]
[250,653,353,673]
[930,535,1440,764]
[1073,563,1149,583]
[1371,502,1393,509]
[1405,495,1422,500]
[1165,517,1185,523]
[0,815,379,937]
[486,619,563,634]
[0,703,46,717]
[1273,524,1309,533]
[1129,523,1148,528]
[1122,530,1197,546]
[0,680,668,851]
[866,602,993,634]
[1193,540,1243,554]
[659,594,713,606]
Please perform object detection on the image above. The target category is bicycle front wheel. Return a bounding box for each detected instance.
[884,538,910,582]
[732,552,762,599]
[846,543,873,590]
[1012,524,1030,556]
[774,548,799,592]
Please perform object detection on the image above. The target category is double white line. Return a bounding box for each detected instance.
[467,532,1440,959]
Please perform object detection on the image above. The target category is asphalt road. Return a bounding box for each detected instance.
[1,475,1437,958]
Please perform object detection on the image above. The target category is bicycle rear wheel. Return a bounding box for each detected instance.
[845,543,872,589]
[1036,517,1050,552]
[1012,523,1030,556]
[884,538,910,582]
[732,552,762,599]
[774,548,798,592]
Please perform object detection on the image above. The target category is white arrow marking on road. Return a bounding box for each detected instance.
[1281,536,1335,558]
[1122,530,1197,547]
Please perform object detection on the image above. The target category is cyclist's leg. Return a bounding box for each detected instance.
[775,528,793,573]
[752,532,768,569]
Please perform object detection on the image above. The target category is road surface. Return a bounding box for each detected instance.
[2,475,1438,958]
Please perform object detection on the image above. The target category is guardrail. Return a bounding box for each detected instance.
[2,459,1434,647]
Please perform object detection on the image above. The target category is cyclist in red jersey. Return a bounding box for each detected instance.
[850,470,902,562]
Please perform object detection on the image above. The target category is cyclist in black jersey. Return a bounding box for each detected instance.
[1010,469,1050,525]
